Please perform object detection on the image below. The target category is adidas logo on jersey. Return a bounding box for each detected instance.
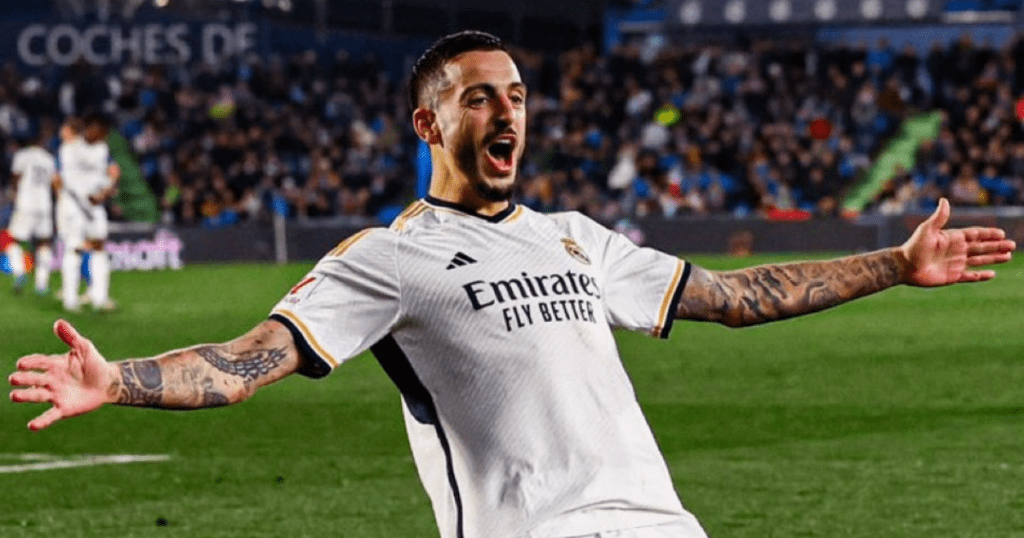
[446,252,477,270]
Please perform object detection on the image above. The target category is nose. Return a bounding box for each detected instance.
[493,94,515,127]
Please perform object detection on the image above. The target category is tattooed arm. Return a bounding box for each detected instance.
[110,321,299,409]
[9,319,302,430]
[677,199,1015,327]
[678,248,906,327]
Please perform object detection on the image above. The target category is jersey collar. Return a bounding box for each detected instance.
[423,195,518,223]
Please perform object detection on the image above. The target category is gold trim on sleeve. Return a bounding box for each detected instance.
[652,260,685,337]
[272,308,340,368]
[327,229,374,258]
[392,201,429,231]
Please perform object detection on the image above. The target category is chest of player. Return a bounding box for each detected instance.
[63,145,109,180]
[401,227,605,334]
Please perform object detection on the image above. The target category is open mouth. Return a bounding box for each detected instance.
[487,139,513,161]
[485,138,516,172]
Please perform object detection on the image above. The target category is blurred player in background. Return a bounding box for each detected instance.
[5,128,56,295]
[55,114,119,312]
[8,32,1017,538]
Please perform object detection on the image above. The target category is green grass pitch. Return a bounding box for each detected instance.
[2,253,1023,537]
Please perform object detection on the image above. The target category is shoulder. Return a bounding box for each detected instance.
[32,148,55,163]
[87,141,109,156]
[387,200,443,235]
[58,142,78,157]
[545,209,599,226]
[545,210,615,242]
[322,227,396,260]
[312,227,401,286]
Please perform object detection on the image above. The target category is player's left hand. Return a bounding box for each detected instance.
[899,198,1016,287]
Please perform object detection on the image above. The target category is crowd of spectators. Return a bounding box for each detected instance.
[515,31,1024,221]
[1,30,1024,229]
[0,49,411,228]
[881,33,1024,213]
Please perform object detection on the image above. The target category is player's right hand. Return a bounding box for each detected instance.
[8,319,116,431]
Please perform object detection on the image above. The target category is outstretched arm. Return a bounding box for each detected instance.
[9,319,302,430]
[678,198,1015,327]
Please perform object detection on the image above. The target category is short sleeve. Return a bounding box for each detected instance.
[10,152,25,175]
[597,227,690,338]
[270,228,401,377]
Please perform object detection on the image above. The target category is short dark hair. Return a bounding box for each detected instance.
[408,30,507,110]
[63,117,84,133]
[81,111,110,129]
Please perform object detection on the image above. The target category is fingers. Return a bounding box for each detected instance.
[10,387,51,404]
[962,226,1006,242]
[959,229,1015,267]
[966,253,1013,267]
[54,319,86,352]
[28,407,64,431]
[939,226,1017,270]
[9,371,49,387]
[958,269,996,283]
[11,366,63,430]
[966,238,1017,256]
[15,354,64,372]
[925,197,950,231]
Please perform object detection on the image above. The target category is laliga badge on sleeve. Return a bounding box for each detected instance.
[284,275,318,304]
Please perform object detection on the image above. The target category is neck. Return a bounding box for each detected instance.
[427,171,511,217]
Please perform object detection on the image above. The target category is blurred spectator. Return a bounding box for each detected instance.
[3,31,1024,229]
[875,166,920,215]
[949,164,988,206]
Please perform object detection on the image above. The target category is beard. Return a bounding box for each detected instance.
[473,180,514,202]
[454,137,517,202]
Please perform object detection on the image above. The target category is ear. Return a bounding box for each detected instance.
[413,108,441,145]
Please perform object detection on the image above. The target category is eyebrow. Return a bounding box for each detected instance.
[459,82,528,100]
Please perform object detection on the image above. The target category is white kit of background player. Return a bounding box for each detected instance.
[6,140,56,294]
[56,122,118,312]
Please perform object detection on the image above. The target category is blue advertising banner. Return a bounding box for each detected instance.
[0,16,428,80]
[2,20,259,67]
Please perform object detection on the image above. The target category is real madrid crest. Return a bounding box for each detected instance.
[561,238,591,265]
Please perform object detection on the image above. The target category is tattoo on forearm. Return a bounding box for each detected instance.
[201,378,230,407]
[113,343,290,409]
[118,362,163,407]
[134,361,163,390]
[680,249,903,326]
[194,346,289,382]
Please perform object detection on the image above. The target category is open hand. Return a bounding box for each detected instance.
[8,320,116,430]
[900,198,1016,287]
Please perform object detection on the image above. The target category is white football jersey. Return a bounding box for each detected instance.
[271,197,701,538]
[57,138,112,208]
[10,146,55,213]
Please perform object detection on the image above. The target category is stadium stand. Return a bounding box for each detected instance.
[1,7,1023,230]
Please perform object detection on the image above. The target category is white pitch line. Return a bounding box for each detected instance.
[0,454,171,474]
